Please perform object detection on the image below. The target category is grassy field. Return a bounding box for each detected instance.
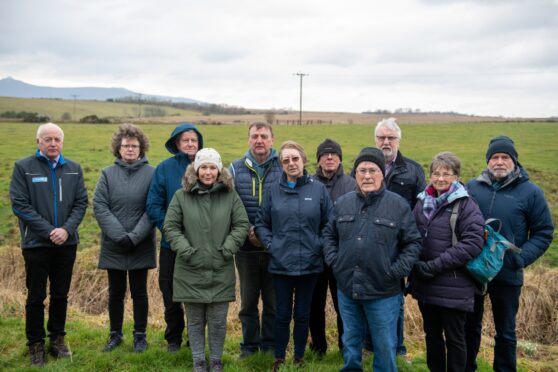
[0,96,202,121]
[0,121,557,370]
[1,121,556,264]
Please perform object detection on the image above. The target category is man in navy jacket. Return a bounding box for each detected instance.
[146,123,203,352]
[465,136,554,372]
[10,123,88,367]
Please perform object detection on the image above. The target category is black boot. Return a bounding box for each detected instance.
[29,342,45,367]
[49,335,71,358]
[102,331,123,352]
[133,331,148,353]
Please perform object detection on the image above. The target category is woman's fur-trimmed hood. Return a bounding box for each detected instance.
[182,164,234,192]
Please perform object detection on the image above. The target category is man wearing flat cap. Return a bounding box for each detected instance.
[323,147,422,372]
[309,138,356,356]
[465,136,554,372]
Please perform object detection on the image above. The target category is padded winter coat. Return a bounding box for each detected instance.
[255,171,333,276]
[467,167,554,286]
[163,166,249,303]
[94,157,156,271]
[411,184,484,312]
[323,187,422,300]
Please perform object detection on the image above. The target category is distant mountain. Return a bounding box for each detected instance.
[0,76,202,104]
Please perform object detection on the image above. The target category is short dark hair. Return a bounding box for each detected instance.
[111,123,150,159]
[430,151,461,177]
[248,122,274,137]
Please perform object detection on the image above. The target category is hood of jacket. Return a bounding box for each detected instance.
[164,123,204,155]
[183,163,234,192]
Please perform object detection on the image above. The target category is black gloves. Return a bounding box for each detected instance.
[413,260,437,279]
[119,236,135,252]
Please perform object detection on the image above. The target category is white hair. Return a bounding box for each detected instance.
[36,122,64,141]
[375,117,402,140]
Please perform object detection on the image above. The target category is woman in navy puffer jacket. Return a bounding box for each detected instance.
[411,152,484,372]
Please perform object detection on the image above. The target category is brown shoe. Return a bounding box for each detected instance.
[271,358,285,372]
[29,342,45,367]
[49,335,71,358]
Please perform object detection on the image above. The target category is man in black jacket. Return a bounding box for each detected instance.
[373,117,426,356]
[10,123,88,367]
[309,138,356,356]
[324,147,422,371]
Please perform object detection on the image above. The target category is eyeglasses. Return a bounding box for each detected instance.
[376,136,399,142]
[356,168,381,176]
[431,172,455,179]
[40,137,63,144]
[281,156,300,165]
[121,144,140,150]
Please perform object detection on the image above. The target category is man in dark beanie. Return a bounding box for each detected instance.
[465,136,554,372]
[309,138,356,357]
[323,146,422,371]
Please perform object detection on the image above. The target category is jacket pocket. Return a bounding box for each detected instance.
[336,215,356,240]
[371,217,398,245]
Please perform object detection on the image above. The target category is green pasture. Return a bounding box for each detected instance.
[0,121,556,265]
[0,96,201,121]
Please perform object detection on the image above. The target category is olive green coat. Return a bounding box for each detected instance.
[163,165,249,303]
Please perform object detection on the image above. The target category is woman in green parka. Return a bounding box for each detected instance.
[163,148,249,372]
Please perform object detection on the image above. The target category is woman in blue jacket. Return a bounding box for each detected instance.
[255,140,332,371]
[411,152,484,372]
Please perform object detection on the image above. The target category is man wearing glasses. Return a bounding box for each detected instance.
[369,117,426,357]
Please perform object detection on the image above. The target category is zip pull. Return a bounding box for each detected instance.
[59,178,63,202]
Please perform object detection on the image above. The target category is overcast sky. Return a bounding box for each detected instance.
[1,0,557,117]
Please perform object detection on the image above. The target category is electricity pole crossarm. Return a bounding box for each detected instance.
[293,72,308,125]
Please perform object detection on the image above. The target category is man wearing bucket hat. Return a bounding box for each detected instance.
[465,136,554,372]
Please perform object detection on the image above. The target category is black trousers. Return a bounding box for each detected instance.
[159,248,185,345]
[107,269,148,333]
[309,266,343,353]
[23,245,77,346]
[419,302,467,372]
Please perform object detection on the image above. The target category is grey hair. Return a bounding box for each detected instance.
[36,122,64,141]
[430,151,461,177]
[375,117,402,140]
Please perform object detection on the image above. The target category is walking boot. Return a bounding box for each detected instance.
[29,342,45,367]
[133,331,148,353]
[209,359,223,372]
[193,359,207,372]
[49,335,71,358]
[102,331,123,352]
[271,358,285,372]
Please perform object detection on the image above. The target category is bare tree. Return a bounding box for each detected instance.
[264,110,275,124]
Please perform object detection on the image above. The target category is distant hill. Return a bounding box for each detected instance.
[0,76,202,104]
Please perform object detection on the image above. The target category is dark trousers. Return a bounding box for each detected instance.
[22,245,77,346]
[236,251,275,353]
[273,273,318,359]
[107,269,148,333]
[159,248,185,345]
[309,265,343,353]
[419,302,467,372]
[465,283,521,372]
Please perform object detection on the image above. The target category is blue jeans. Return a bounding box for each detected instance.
[338,290,400,372]
[363,294,407,355]
[466,282,521,372]
[236,251,275,353]
[273,273,318,359]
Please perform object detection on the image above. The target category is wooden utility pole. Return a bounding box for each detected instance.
[294,72,307,125]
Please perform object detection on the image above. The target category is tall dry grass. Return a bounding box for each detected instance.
[1,246,557,345]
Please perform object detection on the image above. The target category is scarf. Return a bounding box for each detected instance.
[420,181,462,220]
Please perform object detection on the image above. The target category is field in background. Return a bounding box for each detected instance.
[1,121,557,370]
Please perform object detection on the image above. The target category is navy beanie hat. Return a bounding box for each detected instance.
[485,135,518,164]
[354,147,386,176]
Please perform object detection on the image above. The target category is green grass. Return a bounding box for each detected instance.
[0,96,201,121]
[1,121,556,264]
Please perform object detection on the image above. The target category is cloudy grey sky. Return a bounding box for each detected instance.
[1,0,557,117]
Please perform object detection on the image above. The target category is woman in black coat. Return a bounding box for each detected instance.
[411,152,484,372]
[93,124,155,353]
